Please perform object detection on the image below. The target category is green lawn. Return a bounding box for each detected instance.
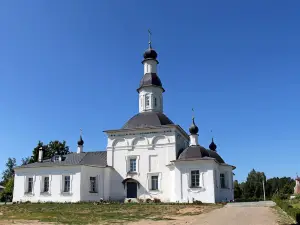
[0,203,221,225]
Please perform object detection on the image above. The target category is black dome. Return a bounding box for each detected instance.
[77,135,84,146]
[143,48,158,60]
[137,73,164,92]
[209,138,217,151]
[189,118,199,135]
[122,111,174,129]
[178,145,225,163]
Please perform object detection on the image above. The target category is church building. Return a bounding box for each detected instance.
[13,37,235,203]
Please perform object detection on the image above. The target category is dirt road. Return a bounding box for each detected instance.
[129,205,293,225]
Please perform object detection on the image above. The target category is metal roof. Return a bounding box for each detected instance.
[122,111,174,129]
[15,151,107,169]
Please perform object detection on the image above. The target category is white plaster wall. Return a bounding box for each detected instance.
[80,166,108,202]
[139,86,163,113]
[13,166,81,203]
[106,128,180,202]
[216,165,234,202]
[173,161,216,203]
[143,60,157,74]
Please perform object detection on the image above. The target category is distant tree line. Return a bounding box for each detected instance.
[0,140,70,202]
[234,169,295,201]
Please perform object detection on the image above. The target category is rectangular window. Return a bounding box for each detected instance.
[130,158,137,172]
[220,173,226,188]
[151,176,158,190]
[191,170,200,187]
[44,177,49,192]
[90,177,97,192]
[145,95,150,107]
[28,177,33,192]
[154,98,157,107]
[64,176,71,193]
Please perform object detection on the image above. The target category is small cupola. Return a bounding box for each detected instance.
[77,129,84,154]
[209,138,217,151]
[189,115,199,146]
[77,135,84,146]
[189,118,199,135]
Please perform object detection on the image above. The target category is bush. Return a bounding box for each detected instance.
[193,200,203,205]
[153,198,161,203]
[146,198,152,203]
[273,198,300,223]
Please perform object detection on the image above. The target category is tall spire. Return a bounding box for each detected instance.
[148,29,152,49]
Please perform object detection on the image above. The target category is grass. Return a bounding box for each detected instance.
[272,206,296,225]
[0,203,221,225]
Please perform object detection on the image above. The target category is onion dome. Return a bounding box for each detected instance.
[189,118,199,135]
[209,138,217,151]
[143,48,158,60]
[77,135,84,146]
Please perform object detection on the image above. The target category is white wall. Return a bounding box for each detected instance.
[80,166,108,202]
[172,160,216,203]
[139,86,163,113]
[13,166,81,203]
[106,127,183,202]
[215,165,234,202]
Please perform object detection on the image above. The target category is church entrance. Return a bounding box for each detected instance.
[127,182,137,198]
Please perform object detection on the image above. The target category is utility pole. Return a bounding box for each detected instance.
[262,179,266,201]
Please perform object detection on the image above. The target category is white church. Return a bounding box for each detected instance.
[13,37,235,204]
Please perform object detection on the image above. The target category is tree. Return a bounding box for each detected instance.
[0,177,14,202]
[29,140,70,163]
[2,158,16,184]
[21,157,31,166]
[234,180,242,199]
[243,169,266,199]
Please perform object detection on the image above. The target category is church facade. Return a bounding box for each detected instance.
[13,40,235,203]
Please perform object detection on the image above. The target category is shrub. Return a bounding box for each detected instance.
[146,198,152,203]
[193,200,203,205]
[153,198,161,203]
[273,198,300,223]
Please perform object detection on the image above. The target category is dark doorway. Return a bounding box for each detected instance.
[127,182,137,198]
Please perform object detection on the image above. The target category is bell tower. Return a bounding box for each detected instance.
[137,30,164,113]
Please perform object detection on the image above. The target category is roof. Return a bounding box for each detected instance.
[177,145,225,164]
[137,73,165,92]
[122,111,174,129]
[15,151,107,169]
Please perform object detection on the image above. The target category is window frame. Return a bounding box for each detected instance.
[129,158,137,172]
[43,176,50,193]
[27,177,33,193]
[190,170,200,188]
[63,175,71,193]
[145,95,150,108]
[150,175,159,191]
[89,177,97,193]
[220,173,226,189]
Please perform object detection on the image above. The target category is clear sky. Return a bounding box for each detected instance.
[0,1,299,182]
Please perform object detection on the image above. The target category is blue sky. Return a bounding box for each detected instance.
[0,1,299,182]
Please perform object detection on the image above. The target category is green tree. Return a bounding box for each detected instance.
[29,140,70,163]
[243,169,266,199]
[2,158,16,184]
[234,180,242,199]
[0,177,14,202]
[21,157,31,166]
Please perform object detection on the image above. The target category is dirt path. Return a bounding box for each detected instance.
[128,206,288,225]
